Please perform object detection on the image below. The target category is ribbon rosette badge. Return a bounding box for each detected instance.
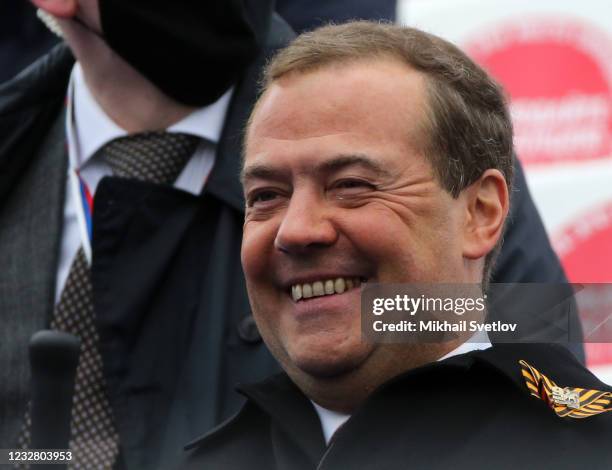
[519,360,612,419]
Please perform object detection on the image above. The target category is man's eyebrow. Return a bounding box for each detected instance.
[318,154,391,178]
[240,164,288,185]
[240,153,391,185]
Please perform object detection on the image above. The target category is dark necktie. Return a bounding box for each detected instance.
[17,132,199,469]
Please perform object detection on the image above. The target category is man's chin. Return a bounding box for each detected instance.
[289,350,372,379]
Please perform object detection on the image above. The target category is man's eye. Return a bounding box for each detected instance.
[249,190,280,207]
[332,179,376,192]
[337,180,363,189]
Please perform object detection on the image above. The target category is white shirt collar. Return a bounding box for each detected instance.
[438,330,491,361]
[311,402,350,446]
[312,334,492,444]
[70,63,233,168]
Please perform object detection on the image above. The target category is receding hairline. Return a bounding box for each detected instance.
[265,49,418,85]
[261,21,450,86]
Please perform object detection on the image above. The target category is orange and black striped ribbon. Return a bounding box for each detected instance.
[519,360,612,419]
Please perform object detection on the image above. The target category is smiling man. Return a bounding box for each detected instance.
[183,22,612,469]
[238,35,512,412]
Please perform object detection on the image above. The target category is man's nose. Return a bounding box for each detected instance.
[274,191,338,253]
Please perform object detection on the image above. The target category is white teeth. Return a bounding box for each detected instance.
[302,284,313,299]
[290,277,364,302]
[313,281,324,296]
[292,284,302,301]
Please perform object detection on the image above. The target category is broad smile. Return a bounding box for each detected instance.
[290,277,368,302]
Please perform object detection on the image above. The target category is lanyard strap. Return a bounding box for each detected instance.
[77,171,94,242]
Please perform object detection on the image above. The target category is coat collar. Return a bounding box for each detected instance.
[185,373,326,466]
[187,344,612,455]
[186,353,478,459]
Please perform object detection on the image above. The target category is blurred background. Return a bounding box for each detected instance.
[2,0,611,381]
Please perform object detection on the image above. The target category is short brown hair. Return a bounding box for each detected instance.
[254,21,515,283]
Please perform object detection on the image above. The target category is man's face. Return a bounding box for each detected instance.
[241,59,472,385]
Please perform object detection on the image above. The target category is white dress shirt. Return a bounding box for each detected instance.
[312,334,492,444]
[55,64,233,303]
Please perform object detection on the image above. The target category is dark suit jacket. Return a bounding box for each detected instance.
[183,344,612,470]
[0,14,293,470]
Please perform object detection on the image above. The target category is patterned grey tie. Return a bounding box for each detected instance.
[17,132,199,469]
[102,132,200,184]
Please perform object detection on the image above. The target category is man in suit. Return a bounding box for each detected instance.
[0,0,292,468]
[183,22,611,469]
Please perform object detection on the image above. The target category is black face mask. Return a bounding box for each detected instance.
[91,0,274,106]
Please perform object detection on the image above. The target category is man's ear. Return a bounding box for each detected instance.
[462,169,509,260]
[31,0,78,18]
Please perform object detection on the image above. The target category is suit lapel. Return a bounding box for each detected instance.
[0,43,73,204]
[0,108,67,444]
